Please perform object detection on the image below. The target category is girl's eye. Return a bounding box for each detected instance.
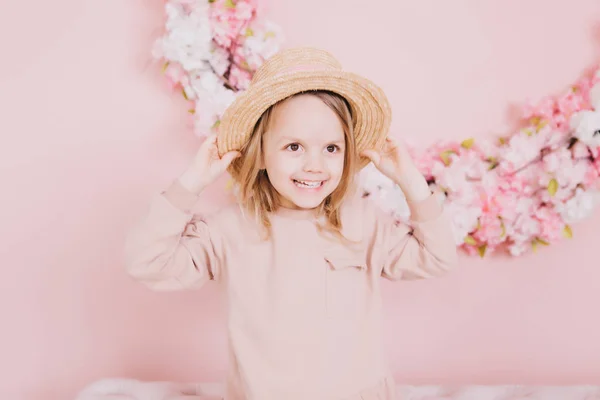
[287,143,300,151]
[326,144,340,153]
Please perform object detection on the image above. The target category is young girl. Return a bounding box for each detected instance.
[125,47,458,400]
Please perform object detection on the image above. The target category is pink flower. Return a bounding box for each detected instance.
[473,213,506,247]
[461,244,483,257]
[170,0,198,13]
[583,165,598,187]
[163,62,188,90]
[210,0,256,48]
[234,44,265,70]
[593,157,600,179]
[534,207,564,243]
[209,45,231,76]
[410,142,452,177]
[512,214,541,240]
[229,65,252,90]
[522,96,554,121]
[571,140,591,159]
[582,154,600,188]
[556,89,585,119]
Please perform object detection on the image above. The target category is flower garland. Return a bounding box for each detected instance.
[361,71,600,257]
[153,0,600,257]
[152,0,284,136]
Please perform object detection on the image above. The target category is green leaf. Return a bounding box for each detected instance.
[563,225,573,239]
[461,138,475,149]
[182,88,189,101]
[440,150,455,166]
[547,178,558,196]
[464,235,477,245]
[224,0,235,8]
[245,28,254,37]
[532,237,550,252]
[187,109,195,114]
[212,120,221,129]
[529,116,541,127]
[535,119,548,131]
[477,244,487,258]
[536,238,549,246]
[487,157,499,170]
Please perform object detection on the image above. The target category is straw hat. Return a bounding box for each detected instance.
[216,47,392,169]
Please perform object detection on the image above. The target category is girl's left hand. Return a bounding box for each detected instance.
[361,135,432,203]
[360,136,416,183]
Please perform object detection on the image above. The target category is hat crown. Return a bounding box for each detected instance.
[251,47,342,85]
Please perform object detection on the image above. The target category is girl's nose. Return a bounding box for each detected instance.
[303,153,324,173]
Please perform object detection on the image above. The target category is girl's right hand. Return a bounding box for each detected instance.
[178,134,241,194]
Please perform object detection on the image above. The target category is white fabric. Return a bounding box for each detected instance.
[75,379,600,400]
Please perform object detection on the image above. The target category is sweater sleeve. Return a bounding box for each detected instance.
[123,179,223,291]
[378,192,458,281]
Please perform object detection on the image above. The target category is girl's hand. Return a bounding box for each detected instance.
[360,136,415,183]
[361,136,431,203]
[178,134,241,194]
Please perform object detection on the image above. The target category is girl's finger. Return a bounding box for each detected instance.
[360,149,381,165]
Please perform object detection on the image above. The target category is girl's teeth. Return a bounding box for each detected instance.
[295,180,322,188]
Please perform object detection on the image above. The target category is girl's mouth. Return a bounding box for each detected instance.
[293,179,324,189]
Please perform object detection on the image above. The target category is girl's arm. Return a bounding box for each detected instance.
[123,178,223,291]
[361,136,458,280]
[124,134,239,291]
[378,189,458,281]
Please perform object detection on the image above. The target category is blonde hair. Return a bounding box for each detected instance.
[227,90,358,238]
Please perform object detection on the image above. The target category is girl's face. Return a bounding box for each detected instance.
[261,94,346,210]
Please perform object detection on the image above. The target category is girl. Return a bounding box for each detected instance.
[125,47,458,400]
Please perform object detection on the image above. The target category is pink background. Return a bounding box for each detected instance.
[1,0,600,398]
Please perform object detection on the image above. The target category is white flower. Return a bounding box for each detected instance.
[540,147,587,192]
[209,46,231,76]
[358,164,410,221]
[156,2,213,71]
[238,21,285,69]
[192,72,236,107]
[191,72,220,94]
[555,187,598,224]
[569,83,600,147]
[430,152,488,212]
[444,201,481,245]
[503,134,541,169]
[510,214,541,252]
[153,1,283,137]
[542,147,570,173]
[569,110,600,147]
[193,111,216,137]
[508,240,529,256]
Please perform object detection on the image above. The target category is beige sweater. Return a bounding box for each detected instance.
[124,179,458,400]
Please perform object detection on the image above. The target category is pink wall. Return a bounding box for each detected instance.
[1,0,600,398]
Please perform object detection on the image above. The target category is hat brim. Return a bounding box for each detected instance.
[217,70,391,170]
